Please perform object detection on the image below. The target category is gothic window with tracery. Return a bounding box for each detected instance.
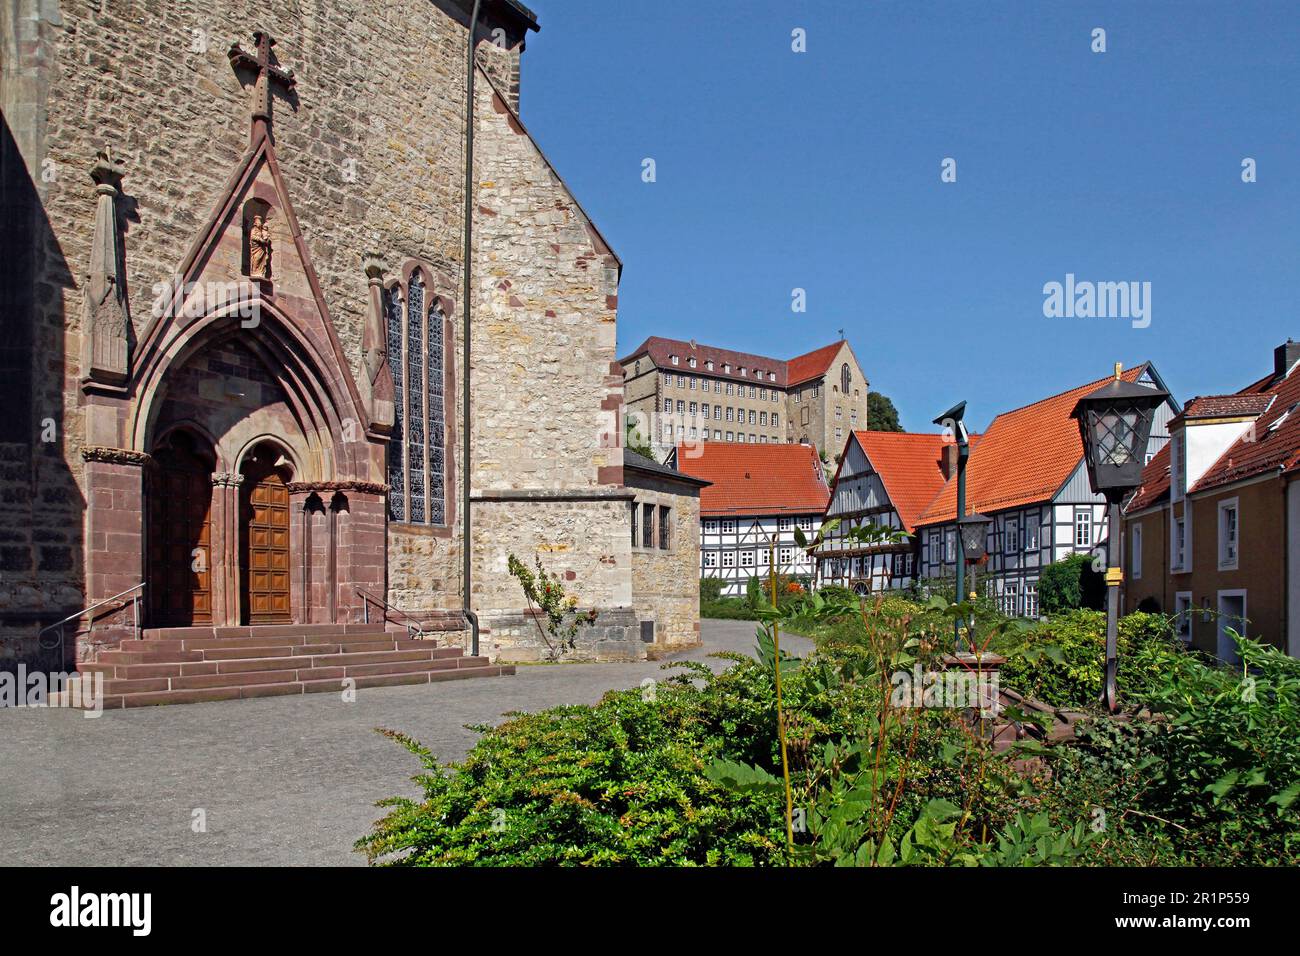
[384,268,448,525]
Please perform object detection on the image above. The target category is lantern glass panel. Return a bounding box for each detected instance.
[958,514,991,559]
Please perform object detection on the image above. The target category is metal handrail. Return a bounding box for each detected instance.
[355,587,425,640]
[37,582,146,657]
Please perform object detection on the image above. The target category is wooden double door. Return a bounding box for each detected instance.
[148,438,214,626]
[239,451,292,625]
[148,437,292,626]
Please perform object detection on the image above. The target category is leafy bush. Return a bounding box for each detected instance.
[1038,554,1106,615]
[360,580,1297,867]
[358,665,789,866]
[1122,632,1300,864]
[701,597,763,620]
[998,610,1175,710]
[700,577,724,603]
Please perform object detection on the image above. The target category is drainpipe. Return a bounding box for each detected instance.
[461,0,482,657]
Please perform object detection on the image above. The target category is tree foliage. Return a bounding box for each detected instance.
[867,391,903,432]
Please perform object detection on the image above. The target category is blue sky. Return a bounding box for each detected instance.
[518,1,1300,432]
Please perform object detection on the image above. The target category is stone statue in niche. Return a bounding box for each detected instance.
[247,213,272,280]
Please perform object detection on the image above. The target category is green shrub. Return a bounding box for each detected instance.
[701,597,762,620]
[358,666,789,866]
[700,577,724,603]
[1038,554,1106,615]
[998,610,1176,710]
[1123,633,1300,864]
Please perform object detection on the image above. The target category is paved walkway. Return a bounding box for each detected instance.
[0,620,810,866]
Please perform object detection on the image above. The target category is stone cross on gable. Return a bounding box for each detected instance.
[228,30,296,130]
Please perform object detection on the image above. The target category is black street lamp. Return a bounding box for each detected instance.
[934,401,975,651]
[957,511,992,562]
[956,510,991,649]
[1070,364,1170,712]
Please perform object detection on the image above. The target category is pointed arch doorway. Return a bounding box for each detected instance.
[239,442,293,625]
[147,431,215,627]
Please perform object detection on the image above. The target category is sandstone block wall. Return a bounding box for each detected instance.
[1,0,640,663]
[625,473,703,651]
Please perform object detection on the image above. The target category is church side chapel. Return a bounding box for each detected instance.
[0,0,699,704]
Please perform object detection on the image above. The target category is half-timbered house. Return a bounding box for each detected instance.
[913,364,1178,617]
[674,443,830,595]
[815,430,954,593]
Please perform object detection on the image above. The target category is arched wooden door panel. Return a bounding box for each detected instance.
[240,450,292,625]
[147,435,213,626]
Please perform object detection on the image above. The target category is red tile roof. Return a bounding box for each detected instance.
[1193,364,1300,492]
[1172,393,1274,427]
[675,442,830,517]
[918,365,1153,525]
[618,336,849,389]
[786,341,845,388]
[852,431,952,532]
[1126,441,1172,512]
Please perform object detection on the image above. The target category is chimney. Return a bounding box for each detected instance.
[1275,339,1300,379]
[940,443,959,479]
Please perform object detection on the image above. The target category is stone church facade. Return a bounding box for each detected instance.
[2,0,697,668]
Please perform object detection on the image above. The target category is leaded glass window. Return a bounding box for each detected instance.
[385,286,406,522]
[385,268,448,525]
[427,303,446,525]
[406,275,426,522]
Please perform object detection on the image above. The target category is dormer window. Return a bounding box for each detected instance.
[723,364,731,374]
[705,360,714,371]
[740,367,748,377]
[769,372,776,382]
[671,355,679,365]
[688,357,697,368]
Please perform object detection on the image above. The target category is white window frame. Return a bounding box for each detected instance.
[1172,514,1188,572]
[721,550,736,568]
[1217,498,1239,570]
[1074,509,1092,548]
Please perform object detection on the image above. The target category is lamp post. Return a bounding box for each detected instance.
[956,510,991,648]
[934,401,973,651]
[1070,363,1169,713]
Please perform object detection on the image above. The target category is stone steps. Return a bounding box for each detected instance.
[52,623,511,709]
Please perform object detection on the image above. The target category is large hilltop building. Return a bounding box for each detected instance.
[618,336,869,461]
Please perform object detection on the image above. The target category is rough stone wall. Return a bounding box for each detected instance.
[471,83,622,491]
[822,341,870,455]
[0,0,490,649]
[472,493,636,661]
[622,365,660,451]
[626,473,702,650]
[2,0,635,662]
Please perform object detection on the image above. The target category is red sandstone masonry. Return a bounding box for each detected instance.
[51,623,511,708]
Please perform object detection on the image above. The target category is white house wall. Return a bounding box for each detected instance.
[701,514,819,595]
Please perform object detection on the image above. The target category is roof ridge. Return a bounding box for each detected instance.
[992,362,1148,419]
